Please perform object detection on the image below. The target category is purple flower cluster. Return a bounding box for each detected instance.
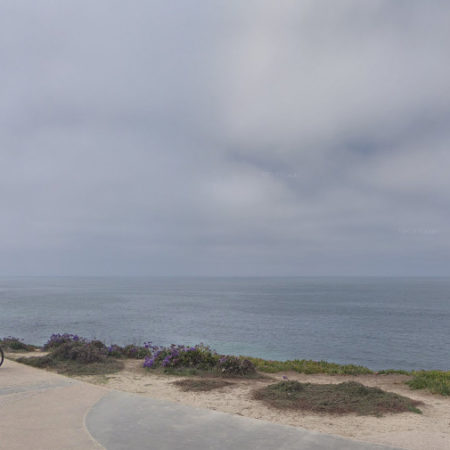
[43,333,83,350]
[107,344,124,358]
[143,344,218,370]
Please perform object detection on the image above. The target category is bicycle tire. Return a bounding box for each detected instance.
[0,346,3,367]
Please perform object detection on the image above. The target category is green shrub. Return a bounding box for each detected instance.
[0,336,36,352]
[50,341,108,363]
[16,337,122,375]
[107,344,125,358]
[43,334,85,350]
[217,356,256,376]
[122,344,150,359]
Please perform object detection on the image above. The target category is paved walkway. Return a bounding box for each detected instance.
[0,359,399,450]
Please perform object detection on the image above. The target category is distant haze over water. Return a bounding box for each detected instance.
[1,276,449,371]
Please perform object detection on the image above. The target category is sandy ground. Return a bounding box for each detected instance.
[7,353,449,450]
[68,360,450,450]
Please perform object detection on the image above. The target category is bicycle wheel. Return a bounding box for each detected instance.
[0,346,3,367]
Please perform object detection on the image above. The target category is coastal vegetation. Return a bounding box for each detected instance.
[17,334,123,375]
[247,357,373,375]
[253,380,423,416]
[4,334,450,396]
[406,370,450,396]
[142,343,257,377]
[172,378,233,392]
[0,336,37,352]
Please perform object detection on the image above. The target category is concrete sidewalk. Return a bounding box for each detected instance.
[0,359,105,450]
[87,390,399,450]
[0,359,400,450]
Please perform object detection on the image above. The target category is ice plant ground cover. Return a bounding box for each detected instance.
[3,334,450,395]
[252,380,423,416]
[246,356,373,375]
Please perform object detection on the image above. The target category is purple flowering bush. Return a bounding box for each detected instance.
[43,333,84,350]
[142,343,257,376]
[143,344,219,370]
[106,344,125,358]
[14,333,256,376]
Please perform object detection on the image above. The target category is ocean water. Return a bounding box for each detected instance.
[0,276,448,371]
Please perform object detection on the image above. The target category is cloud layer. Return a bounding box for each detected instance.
[1,0,449,275]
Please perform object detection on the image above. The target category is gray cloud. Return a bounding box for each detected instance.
[1,0,449,276]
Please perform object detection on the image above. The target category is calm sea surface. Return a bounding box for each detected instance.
[0,277,448,371]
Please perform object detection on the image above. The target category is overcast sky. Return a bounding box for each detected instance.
[1,1,449,276]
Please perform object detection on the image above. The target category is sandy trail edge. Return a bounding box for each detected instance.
[76,360,450,450]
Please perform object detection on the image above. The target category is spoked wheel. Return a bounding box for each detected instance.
[0,346,4,367]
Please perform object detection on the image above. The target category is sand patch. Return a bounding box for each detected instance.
[74,360,450,450]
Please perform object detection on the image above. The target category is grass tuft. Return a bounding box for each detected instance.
[253,381,422,416]
[406,371,450,396]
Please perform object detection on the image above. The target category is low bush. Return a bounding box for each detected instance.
[253,381,422,416]
[122,344,150,359]
[43,333,85,350]
[0,336,36,352]
[17,336,122,375]
[42,334,150,360]
[50,340,108,363]
[218,356,256,376]
[142,343,258,377]
[106,344,125,358]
